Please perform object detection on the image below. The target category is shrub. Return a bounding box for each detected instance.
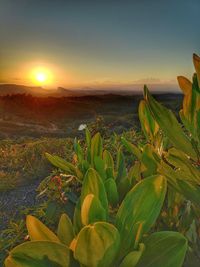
[122,54,200,263]
[4,168,187,267]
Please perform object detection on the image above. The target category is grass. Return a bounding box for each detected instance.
[0,122,144,191]
[0,137,74,191]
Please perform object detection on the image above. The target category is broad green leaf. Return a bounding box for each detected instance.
[157,159,183,191]
[45,153,72,173]
[166,148,200,184]
[5,241,70,267]
[117,176,132,203]
[85,128,91,147]
[119,243,145,267]
[26,215,60,243]
[141,144,160,177]
[74,222,120,267]
[197,110,200,143]
[139,100,159,141]
[176,179,200,207]
[103,150,114,170]
[73,198,83,235]
[116,175,167,257]
[144,86,197,160]
[74,138,84,163]
[81,159,90,175]
[193,53,200,87]
[178,74,200,138]
[103,150,115,179]
[85,128,91,163]
[45,201,61,221]
[121,137,142,160]
[177,75,192,95]
[57,213,74,246]
[116,147,131,201]
[116,147,127,183]
[94,156,106,181]
[81,168,108,214]
[45,153,83,180]
[81,194,106,225]
[91,133,103,166]
[106,167,115,180]
[104,178,119,206]
[136,231,187,267]
[128,162,142,183]
[191,74,200,131]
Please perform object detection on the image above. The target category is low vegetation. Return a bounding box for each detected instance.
[1,54,200,266]
[5,172,187,267]
[0,137,74,191]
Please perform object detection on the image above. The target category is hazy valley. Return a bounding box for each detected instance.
[0,84,182,139]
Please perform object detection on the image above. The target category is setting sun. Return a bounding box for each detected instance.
[35,72,47,83]
[30,66,53,86]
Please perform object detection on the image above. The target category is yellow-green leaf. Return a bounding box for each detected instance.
[26,215,60,243]
[116,175,167,258]
[193,53,200,86]
[74,222,120,267]
[57,213,74,246]
[119,243,145,267]
[91,133,103,166]
[136,231,187,267]
[81,168,108,214]
[5,241,70,267]
[144,86,197,160]
[139,100,159,141]
[81,194,106,225]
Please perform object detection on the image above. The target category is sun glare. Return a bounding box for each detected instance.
[30,67,53,86]
[36,72,47,83]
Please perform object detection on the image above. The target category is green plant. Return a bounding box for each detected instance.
[4,168,187,267]
[123,53,200,207]
[44,129,138,207]
[122,54,200,264]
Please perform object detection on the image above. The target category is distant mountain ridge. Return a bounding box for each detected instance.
[0,83,180,97]
[0,84,141,97]
[0,84,48,96]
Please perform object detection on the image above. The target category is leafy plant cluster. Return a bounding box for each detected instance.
[3,54,200,266]
[5,169,187,267]
[122,54,200,264]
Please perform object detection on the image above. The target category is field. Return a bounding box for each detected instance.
[3,91,199,267]
[0,93,182,188]
[0,93,182,138]
[0,92,182,223]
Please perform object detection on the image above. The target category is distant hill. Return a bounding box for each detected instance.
[0,84,142,97]
[0,83,180,98]
[0,92,182,139]
[0,84,52,96]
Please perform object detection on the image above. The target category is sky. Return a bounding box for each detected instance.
[0,0,200,90]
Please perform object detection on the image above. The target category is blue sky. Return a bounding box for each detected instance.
[0,0,199,89]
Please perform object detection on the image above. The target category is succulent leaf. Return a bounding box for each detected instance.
[116,175,167,257]
[136,231,187,267]
[74,222,120,267]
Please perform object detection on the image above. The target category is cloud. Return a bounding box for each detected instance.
[134,78,162,84]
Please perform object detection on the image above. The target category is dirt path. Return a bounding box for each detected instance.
[0,181,40,230]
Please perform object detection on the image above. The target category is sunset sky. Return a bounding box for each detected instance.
[0,0,199,90]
